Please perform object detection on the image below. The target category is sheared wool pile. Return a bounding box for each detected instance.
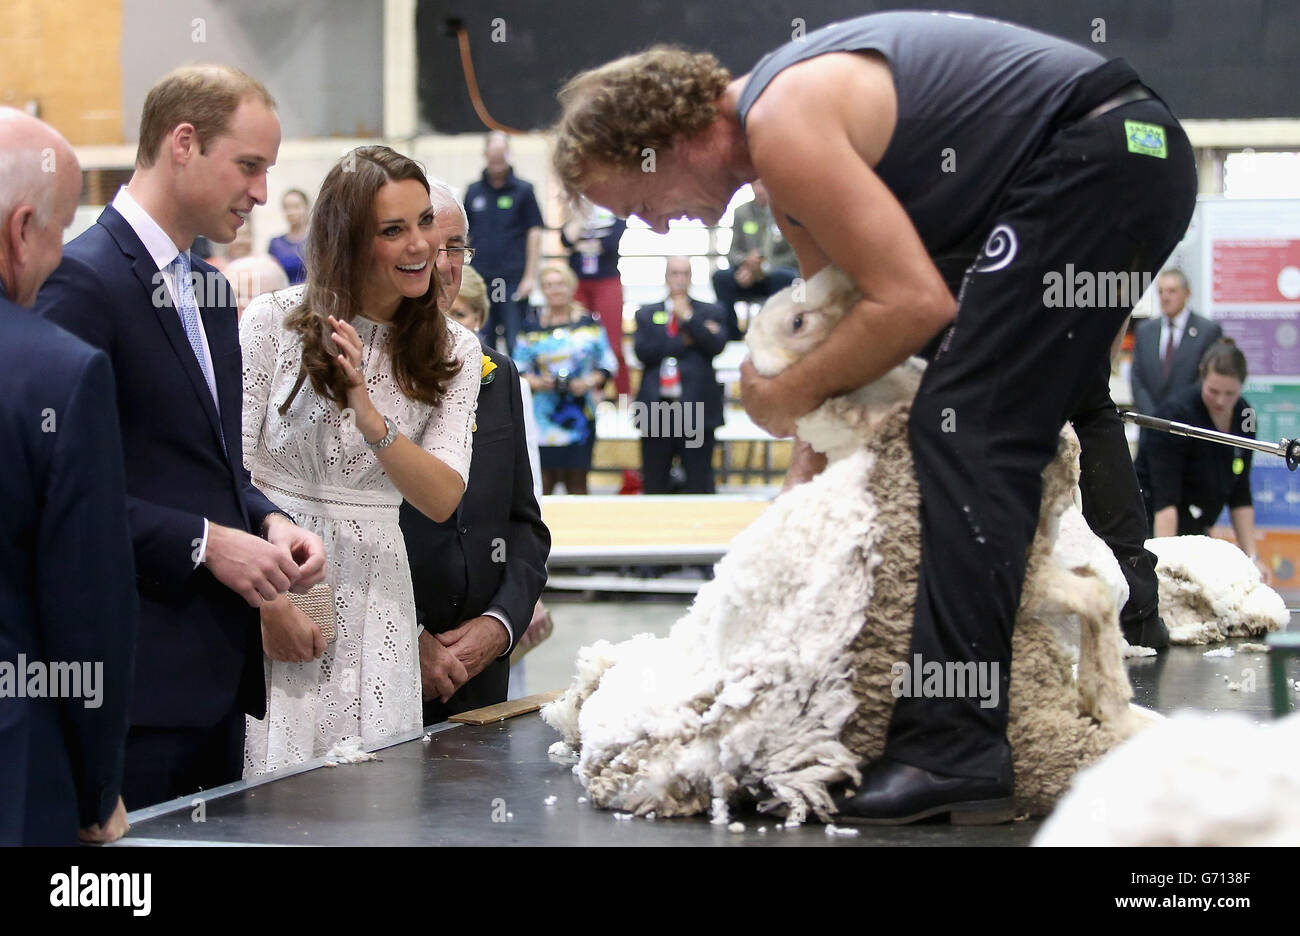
[1035,710,1300,845]
[1146,535,1288,645]
[544,267,1145,822]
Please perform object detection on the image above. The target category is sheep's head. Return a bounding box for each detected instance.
[745,266,861,377]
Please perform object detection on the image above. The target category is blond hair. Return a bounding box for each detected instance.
[551,46,731,199]
[538,261,579,294]
[456,265,489,326]
[136,65,276,168]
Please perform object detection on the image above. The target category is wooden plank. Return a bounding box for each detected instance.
[448,689,567,726]
[540,494,769,549]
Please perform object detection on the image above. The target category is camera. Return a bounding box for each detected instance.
[553,369,571,396]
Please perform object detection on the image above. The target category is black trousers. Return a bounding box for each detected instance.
[641,427,717,494]
[1071,364,1161,632]
[121,707,246,809]
[884,91,1197,778]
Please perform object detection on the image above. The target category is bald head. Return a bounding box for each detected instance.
[0,108,81,305]
[224,254,289,318]
[484,131,510,181]
[665,254,692,296]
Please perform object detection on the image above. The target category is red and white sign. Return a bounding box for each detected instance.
[1211,239,1300,303]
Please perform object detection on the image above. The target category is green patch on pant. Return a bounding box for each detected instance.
[1124,120,1167,158]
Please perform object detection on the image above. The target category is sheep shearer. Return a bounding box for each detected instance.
[551,10,1196,823]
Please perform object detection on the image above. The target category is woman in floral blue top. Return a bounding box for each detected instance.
[514,263,619,494]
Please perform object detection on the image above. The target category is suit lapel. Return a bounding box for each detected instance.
[99,207,229,460]
[196,274,240,471]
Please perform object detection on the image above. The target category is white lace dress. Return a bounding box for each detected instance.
[239,285,479,775]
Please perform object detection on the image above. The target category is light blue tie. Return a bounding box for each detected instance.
[172,252,225,447]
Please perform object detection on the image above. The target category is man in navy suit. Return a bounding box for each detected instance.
[401,185,550,719]
[634,257,729,493]
[0,108,135,845]
[35,66,326,809]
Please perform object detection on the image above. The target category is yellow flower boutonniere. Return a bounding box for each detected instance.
[480,354,498,385]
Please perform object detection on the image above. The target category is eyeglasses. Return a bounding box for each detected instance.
[436,246,476,266]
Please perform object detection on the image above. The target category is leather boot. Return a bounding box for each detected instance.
[832,752,1015,825]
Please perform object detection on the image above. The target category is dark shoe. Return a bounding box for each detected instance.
[831,755,1015,826]
[1122,614,1169,651]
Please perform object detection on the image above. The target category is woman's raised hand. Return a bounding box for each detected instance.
[328,315,384,440]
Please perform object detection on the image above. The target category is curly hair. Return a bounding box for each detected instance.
[278,145,461,415]
[552,46,732,199]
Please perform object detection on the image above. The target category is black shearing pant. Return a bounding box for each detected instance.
[884,91,1197,779]
[1071,363,1162,633]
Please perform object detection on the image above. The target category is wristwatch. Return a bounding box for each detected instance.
[366,414,399,451]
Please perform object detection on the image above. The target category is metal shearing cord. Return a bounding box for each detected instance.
[1120,409,1300,471]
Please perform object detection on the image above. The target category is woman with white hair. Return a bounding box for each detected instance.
[513,262,618,494]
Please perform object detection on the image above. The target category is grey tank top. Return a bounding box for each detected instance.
[737,11,1106,276]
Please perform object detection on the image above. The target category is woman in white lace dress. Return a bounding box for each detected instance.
[239,146,480,774]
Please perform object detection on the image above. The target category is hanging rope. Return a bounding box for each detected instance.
[455,24,527,134]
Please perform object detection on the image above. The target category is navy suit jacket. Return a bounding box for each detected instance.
[1,294,136,844]
[401,350,550,715]
[634,298,728,430]
[1130,310,1223,417]
[35,206,286,727]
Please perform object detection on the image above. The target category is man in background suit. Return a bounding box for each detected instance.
[0,109,135,845]
[402,185,550,720]
[1131,269,1222,418]
[635,256,729,493]
[36,66,326,808]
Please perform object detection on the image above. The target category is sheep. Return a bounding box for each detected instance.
[543,266,1145,822]
[1144,534,1288,645]
[1035,710,1300,845]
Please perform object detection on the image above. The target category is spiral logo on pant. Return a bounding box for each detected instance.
[972,224,1018,273]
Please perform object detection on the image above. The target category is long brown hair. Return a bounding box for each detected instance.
[278,145,461,414]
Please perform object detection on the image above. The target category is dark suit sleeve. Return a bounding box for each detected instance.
[36,256,207,592]
[634,306,688,368]
[1204,319,1224,351]
[239,457,290,533]
[1130,323,1157,417]
[487,361,551,653]
[683,303,729,357]
[37,351,137,827]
